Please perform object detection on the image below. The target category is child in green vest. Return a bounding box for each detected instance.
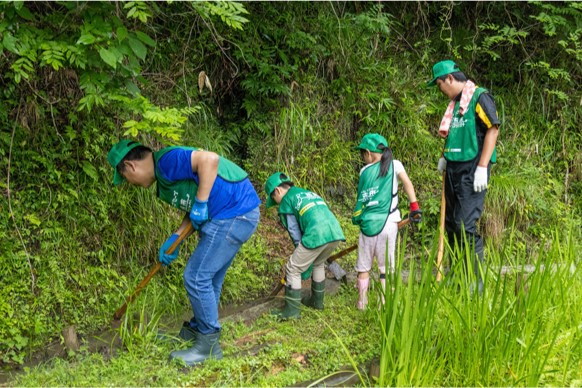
[352,133,422,309]
[265,172,345,319]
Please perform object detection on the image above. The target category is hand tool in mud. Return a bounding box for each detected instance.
[327,261,347,282]
[436,171,446,282]
[325,245,357,282]
[267,216,417,297]
[113,223,194,322]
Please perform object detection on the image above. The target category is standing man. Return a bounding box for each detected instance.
[107,140,260,365]
[427,60,500,293]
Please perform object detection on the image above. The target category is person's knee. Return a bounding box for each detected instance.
[286,259,305,275]
[185,274,212,295]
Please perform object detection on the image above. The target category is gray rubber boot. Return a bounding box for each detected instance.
[169,331,223,366]
[157,321,197,343]
[301,280,325,310]
[271,286,301,320]
[178,322,198,342]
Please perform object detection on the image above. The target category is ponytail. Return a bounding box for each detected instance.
[377,144,393,178]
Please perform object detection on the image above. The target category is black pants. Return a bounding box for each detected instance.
[444,157,489,276]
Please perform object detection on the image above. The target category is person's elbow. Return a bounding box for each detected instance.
[201,152,219,170]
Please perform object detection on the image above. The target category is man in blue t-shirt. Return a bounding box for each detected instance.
[108,140,260,366]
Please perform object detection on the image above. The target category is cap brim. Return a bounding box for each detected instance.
[266,197,276,208]
[426,78,438,87]
[113,170,125,186]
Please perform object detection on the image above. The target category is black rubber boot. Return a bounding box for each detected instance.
[169,331,223,366]
[272,286,301,320]
[301,280,325,310]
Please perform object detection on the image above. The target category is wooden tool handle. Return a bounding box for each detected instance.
[113,223,194,320]
[326,244,358,263]
[436,171,446,282]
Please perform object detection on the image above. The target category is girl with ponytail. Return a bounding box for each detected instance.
[352,133,422,309]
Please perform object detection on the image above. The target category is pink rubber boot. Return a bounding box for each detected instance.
[356,277,369,310]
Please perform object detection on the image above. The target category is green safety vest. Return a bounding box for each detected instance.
[278,186,345,249]
[443,87,497,163]
[352,161,395,237]
[153,146,248,212]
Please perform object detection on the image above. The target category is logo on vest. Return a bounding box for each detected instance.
[361,186,379,203]
[172,190,179,207]
[180,193,192,212]
[294,192,320,212]
[451,116,466,129]
[173,191,192,212]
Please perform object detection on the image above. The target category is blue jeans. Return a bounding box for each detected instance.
[184,207,259,334]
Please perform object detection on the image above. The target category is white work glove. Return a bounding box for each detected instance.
[437,157,447,174]
[473,166,488,192]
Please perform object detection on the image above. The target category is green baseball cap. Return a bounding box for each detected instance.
[107,139,142,185]
[264,172,291,208]
[356,133,388,153]
[427,60,461,87]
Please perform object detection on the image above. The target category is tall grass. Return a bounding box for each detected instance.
[378,228,581,386]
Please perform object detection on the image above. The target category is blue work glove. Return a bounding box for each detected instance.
[159,233,182,266]
[189,198,209,230]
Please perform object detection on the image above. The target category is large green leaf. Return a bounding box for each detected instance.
[2,33,19,54]
[128,37,147,60]
[135,31,156,47]
[99,47,117,69]
[77,33,96,45]
[15,4,35,21]
[117,26,128,42]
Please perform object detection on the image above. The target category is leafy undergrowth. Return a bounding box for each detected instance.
[8,284,381,387]
[6,227,582,386]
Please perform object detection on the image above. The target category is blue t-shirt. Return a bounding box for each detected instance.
[156,148,260,219]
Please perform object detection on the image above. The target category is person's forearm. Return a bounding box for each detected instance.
[399,172,417,203]
[479,126,499,167]
[403,181,417,203]
[177,213,192,233]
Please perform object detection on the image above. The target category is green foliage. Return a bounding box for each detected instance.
[124,1,154,24]
[9,229,581,386]
[191,1,249,31]
[111,94,201,141]
[379,229,582,386]
[1,0,581,377]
